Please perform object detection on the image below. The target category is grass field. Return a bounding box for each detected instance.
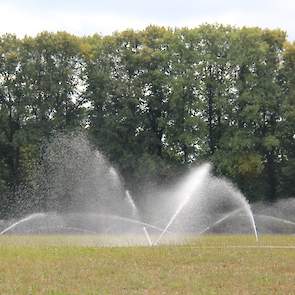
[0,235,295,294]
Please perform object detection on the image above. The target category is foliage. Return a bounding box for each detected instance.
[0,26,294,217]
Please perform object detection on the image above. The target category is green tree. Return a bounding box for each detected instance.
[279,42,295,198]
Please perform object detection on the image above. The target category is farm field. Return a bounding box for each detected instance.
[0,235,295,295]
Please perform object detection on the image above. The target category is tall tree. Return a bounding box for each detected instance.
[279,41,295,198]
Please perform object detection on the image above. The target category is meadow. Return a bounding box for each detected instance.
[0,235,295,294]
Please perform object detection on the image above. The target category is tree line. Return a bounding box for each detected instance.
[0,25,294,217]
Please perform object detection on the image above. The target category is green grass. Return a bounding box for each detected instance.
[1,235,295,294]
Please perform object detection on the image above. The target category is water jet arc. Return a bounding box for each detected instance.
[198,207,258,241]
[0,213,46,235]
[153,164,211,245]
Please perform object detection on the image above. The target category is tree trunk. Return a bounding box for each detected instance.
[265,150,277,202]
[207,79,215,154]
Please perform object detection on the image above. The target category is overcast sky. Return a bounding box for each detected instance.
[0,0,294,40]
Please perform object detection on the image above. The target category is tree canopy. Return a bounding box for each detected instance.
[0,25,294,218]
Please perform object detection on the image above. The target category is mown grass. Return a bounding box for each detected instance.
[0,235,295,294]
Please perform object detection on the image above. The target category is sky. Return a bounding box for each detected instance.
[0,0,294,41]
